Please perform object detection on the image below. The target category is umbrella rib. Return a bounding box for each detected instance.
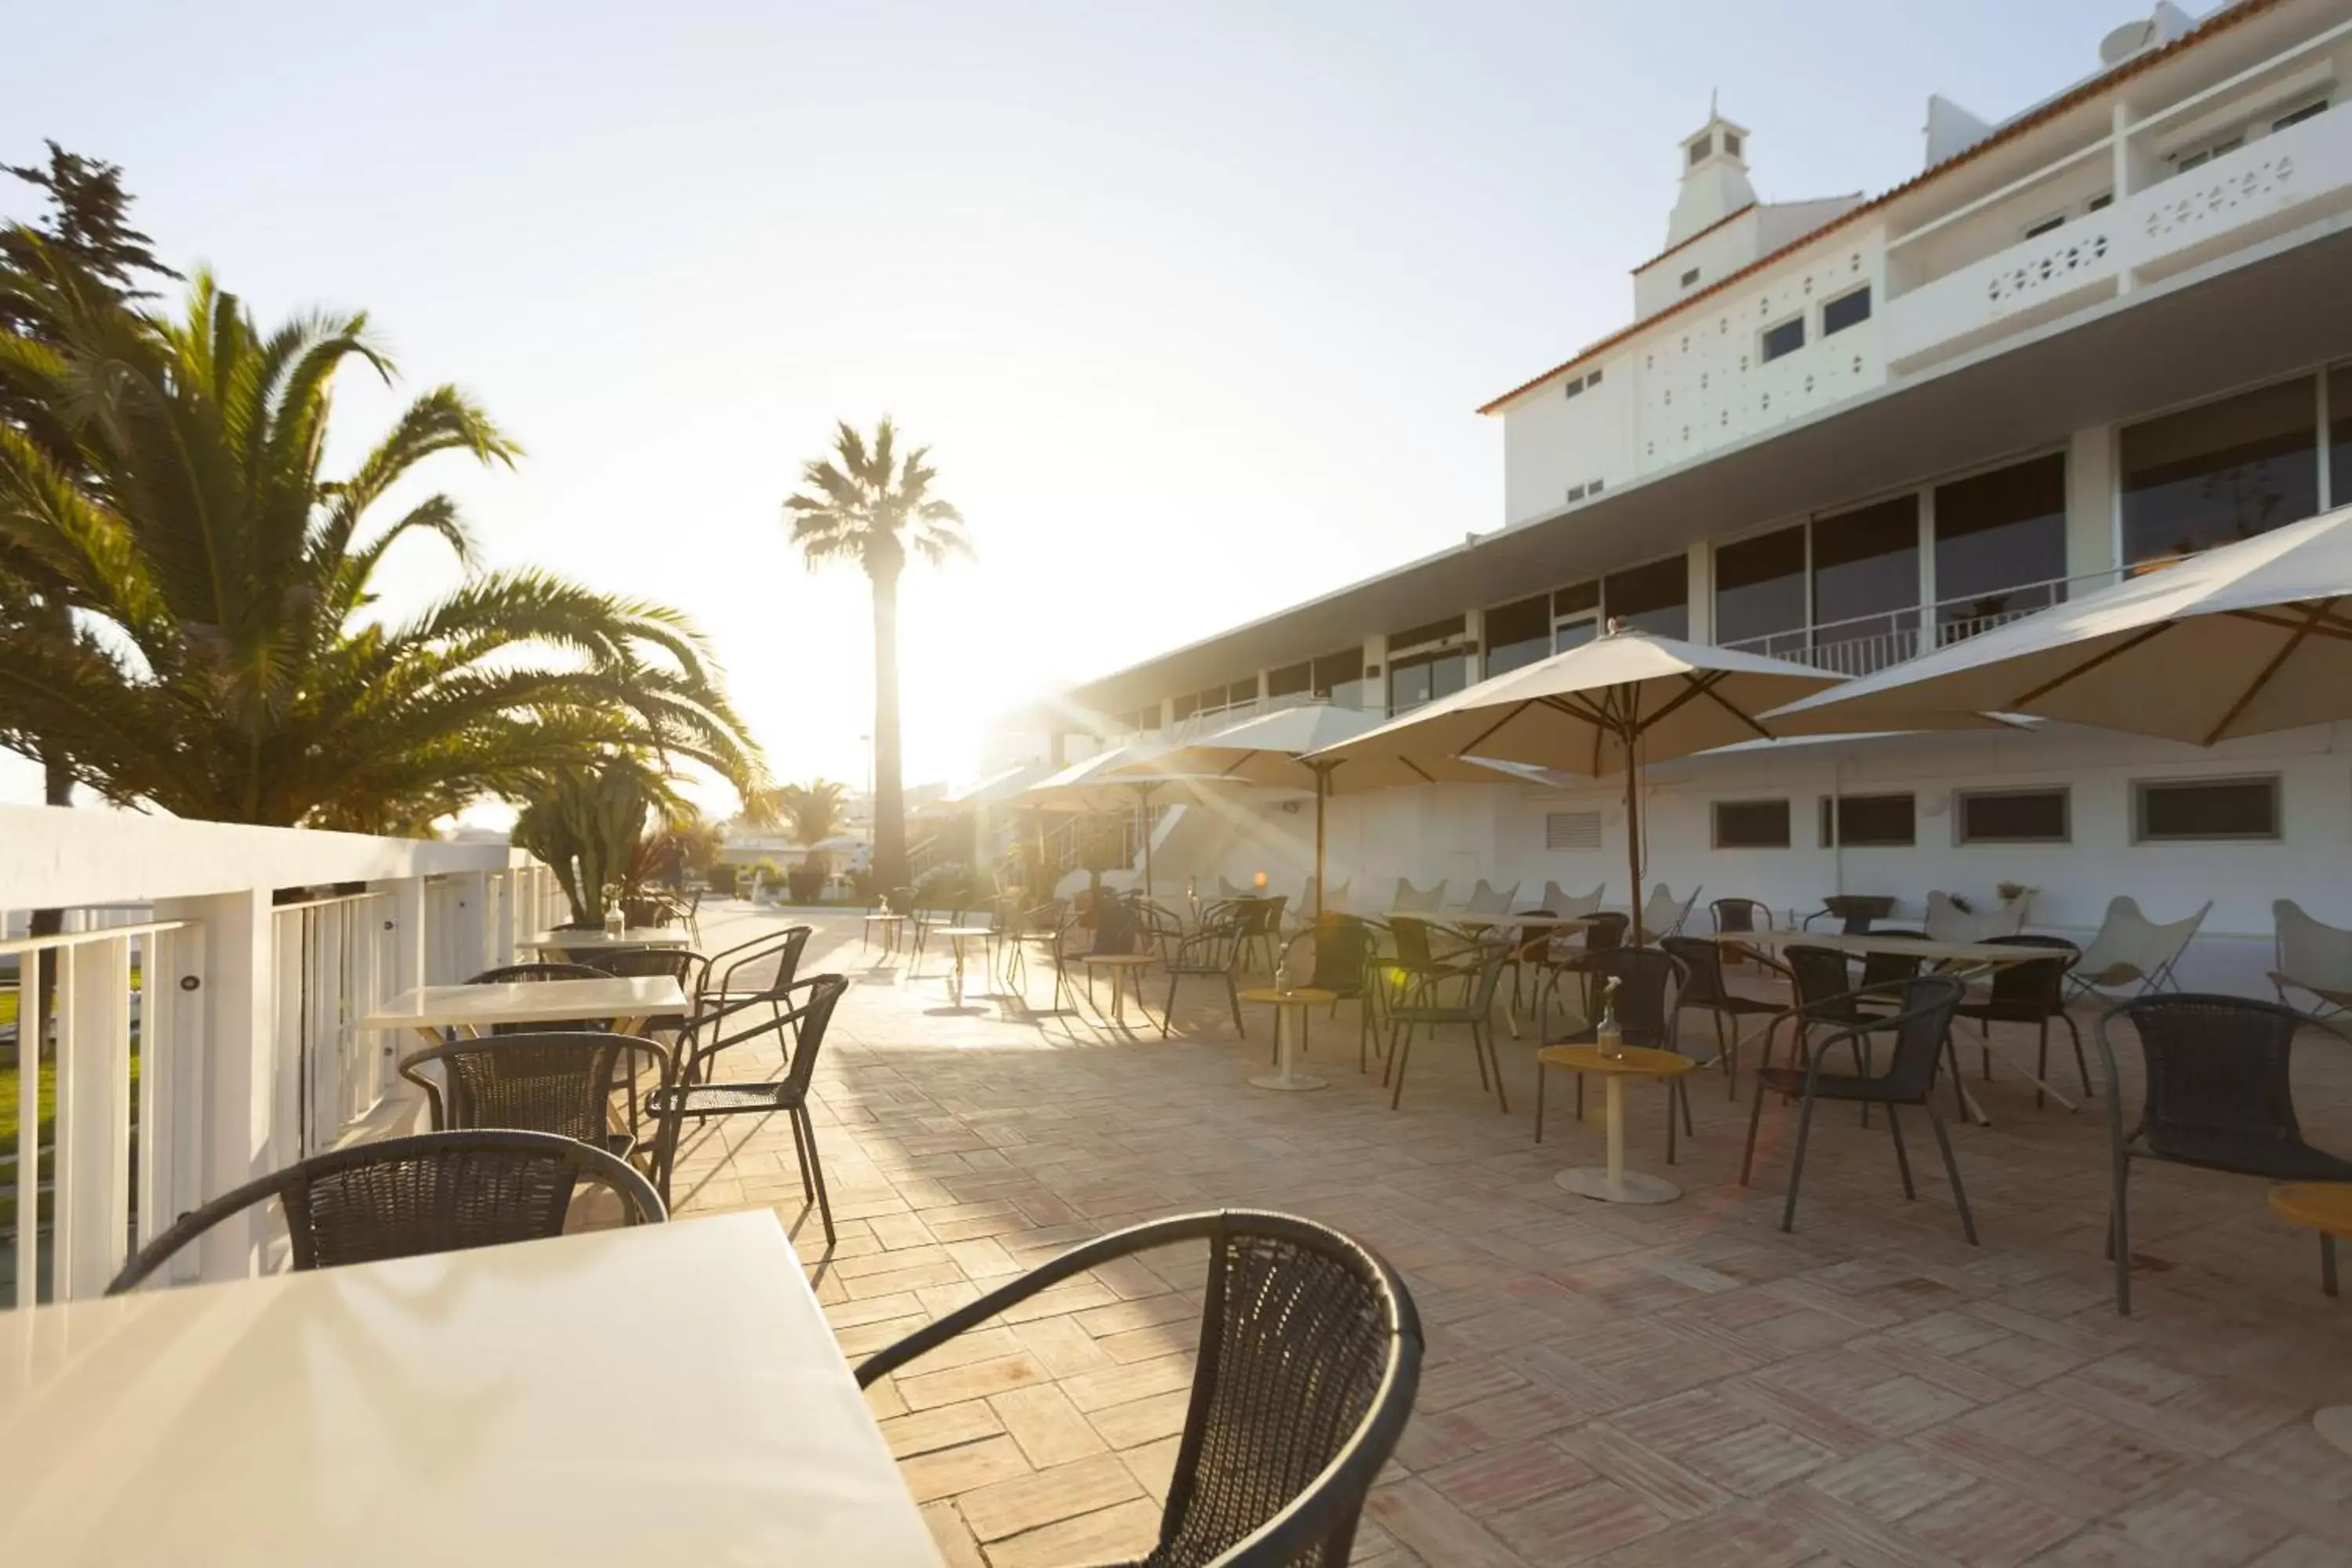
[1635,671,1733,738]
[2224,608,2352,645]
[2008,620,2176,707]
[1684,673,1778,740]
[1457,702,1534,758]
[2202,596,2336,746]
[1401,757,1436,783]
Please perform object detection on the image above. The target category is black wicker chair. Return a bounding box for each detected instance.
[1954,934,2087,1107]
[1853,929,1928,1012]
[590,945,708,1033]
[1742,976,1975,1243]
[2095,994,2352,1314]
[1542,909,1629,1022]
[399,1032,677,1197]
[1279,916,1385,1072]
[856,1210,1421,1568]
[1802,895,1894,935]
[1385,939,1512,1113]
[1536,946,1693,1148]
[106,1129,665,1294]
[1661,935,1788,1099]
[1160,916,1250,1039]
[699,925,812,1032]
[1240,896,1290,977]
[644,974,848,1246]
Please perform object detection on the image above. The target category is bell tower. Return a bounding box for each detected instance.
[1664,97,1758,249]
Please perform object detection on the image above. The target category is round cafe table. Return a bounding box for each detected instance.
[938,927,996,1008]
[2267,1182,2352,1457]
[1534,1044,1695,1204]
[1080,953,1158,1026]
[1240,987,1336,1092]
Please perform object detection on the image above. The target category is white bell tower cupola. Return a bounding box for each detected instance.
[1664,100,1759,249]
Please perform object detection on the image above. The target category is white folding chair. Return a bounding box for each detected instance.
[2270,899,2352,1016]
[1392,877,1446,915]
[1465,880,1519,916]
[2068,896,2210,998]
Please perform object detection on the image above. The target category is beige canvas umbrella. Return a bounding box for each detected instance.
[1018,743,1234,896]
[1308,626,1996,942]
[1764,504,2352,745]
[1106,703,1549,919]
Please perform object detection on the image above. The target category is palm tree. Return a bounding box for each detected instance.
[770,778,850,872]
[785,419,970,893]
[0,241,763,828]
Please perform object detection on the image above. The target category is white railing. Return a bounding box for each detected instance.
[2,808,561,1307]
[1719,569,2088,677]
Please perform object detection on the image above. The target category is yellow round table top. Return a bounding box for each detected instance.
[1080,952,1157,967]
[1535,1044,1695,1078]
[2268,1182,2352,1237]
[1238,987,1338,1006]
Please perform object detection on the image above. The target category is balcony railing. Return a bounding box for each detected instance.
[1717,566,2129,679]
[2,810,562,1308]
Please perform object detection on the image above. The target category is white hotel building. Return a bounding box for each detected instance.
[1003,0,2352,993]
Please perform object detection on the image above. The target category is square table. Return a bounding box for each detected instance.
[524,927,690,955]
[360,975,688,1045]
[1708,927,2075,1122]
[0,1210,942,1566]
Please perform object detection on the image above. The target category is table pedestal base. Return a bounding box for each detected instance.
[1250,1070,1329,1092]
[1555,1167,1680,1204]
[1249,1000,1327,1093]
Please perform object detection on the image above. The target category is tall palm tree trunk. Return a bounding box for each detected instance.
[870,564,907,895]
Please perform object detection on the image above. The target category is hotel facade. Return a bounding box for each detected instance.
[998,0,2352,993]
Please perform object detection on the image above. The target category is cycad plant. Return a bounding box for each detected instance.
[785,419,970,894]
[0,241,760,829]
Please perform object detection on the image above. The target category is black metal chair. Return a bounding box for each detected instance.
[399,1032,677,1196]
[1855,929,1927,1009]
[1160,916,1249,1039]
[1741,976,1976,1244]
[1543,909,1629,1022]
[1537,946,1693,1149]
[855,1210,1421,1568]
[1954,934,2087,1107]
[1240,895,1289,977]
[2096,994,2352,1315]
[590,945,707,1034]
[1711,897,1773,938]
[644,974,848,1246]
[1661,935,1788,1099]
[106,1129,665,1294]
[1500,910,1555,1018]
[1385,939,1511,1113]
[699,925,812,1030]
[1279,916,1385,1072]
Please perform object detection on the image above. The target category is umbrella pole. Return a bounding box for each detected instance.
[1313,766,1329,920]
[1624,753,1645,947]
[1138,785,1154,898]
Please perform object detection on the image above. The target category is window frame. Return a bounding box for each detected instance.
[2131,774,2282,844]
[1818,793,1916,848]
[1955,786,2071,845]
[1712,798,1792,850]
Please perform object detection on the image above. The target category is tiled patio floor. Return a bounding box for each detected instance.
[673,905,2352,1567]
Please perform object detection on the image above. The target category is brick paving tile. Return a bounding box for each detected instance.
[670,909,2352,1568]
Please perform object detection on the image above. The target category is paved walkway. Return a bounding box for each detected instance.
[673,904,2352,1567]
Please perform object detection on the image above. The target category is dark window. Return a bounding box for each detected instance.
[1822,287,1871,336]
[1812,496,1918,665]
[1226,676,1258,708]
[2086,191,2114,212]
[1567,484,1587,502]
[1268,661,1312,699]
[2135,777,2279,842]
[1761,317,1805,362]
[1564,376,1585,400]
[1714,525,1808,653]
[1172,693,1199,723]
[2331,365,2352,507]
[1484,594,1552,679]
[1553,580,1600,619]
[1680,267,1700,289]
[1388,651,1468,713]
[1958,788,2069,844]
[1602,555,1689,639]
[2121,377,2319,565]
[1714,799,1791,849]
[1311,648,1365,710]
[1722,131,1742,158]
[1935,454,2067,639]
[1389,615,1465,652]
[1588,368,1603,387]
[2176,134,2243,173]
[2274,100,2328,132]
[1689,135,1712,165]
[2024,214,2065,238]
[1590,477,1605,494]
[1820,793,1915,848]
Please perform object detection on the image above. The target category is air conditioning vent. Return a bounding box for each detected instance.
[1545,811,1603,851]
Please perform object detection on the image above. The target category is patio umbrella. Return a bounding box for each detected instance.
[1018,743,1229,897]
[1762,505,2352,745]
[1308,626,1992,943]
[1107,702,1547,919]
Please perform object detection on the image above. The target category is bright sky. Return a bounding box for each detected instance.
[8,0,2138,812]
